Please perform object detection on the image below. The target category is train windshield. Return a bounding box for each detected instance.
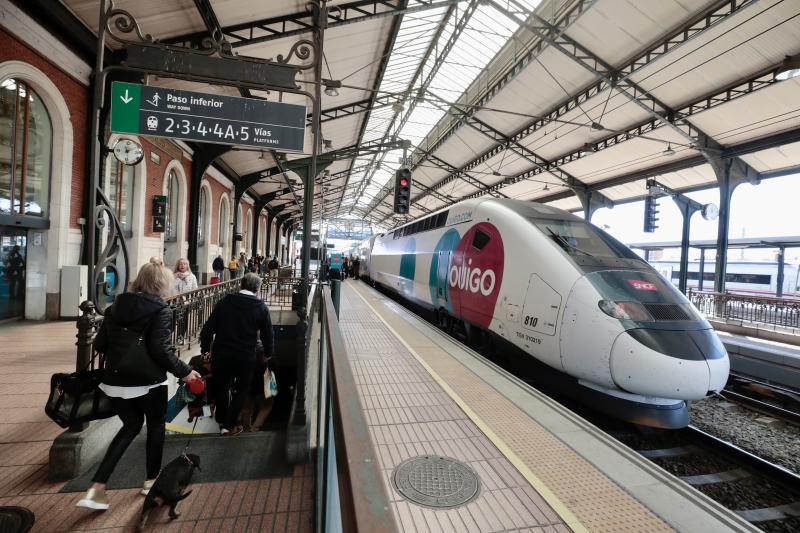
[532,219,640,260]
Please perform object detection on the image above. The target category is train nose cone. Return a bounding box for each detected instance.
[609,328,729,400]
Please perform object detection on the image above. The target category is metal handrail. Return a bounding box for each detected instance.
[316,285,397,533]
[689,289,800,329]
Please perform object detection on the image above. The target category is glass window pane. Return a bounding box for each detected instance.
[198,188,206,244]
[22,84,51,217]
[166,171,179,240]
[219,200,227,245]
[0,79,51,217]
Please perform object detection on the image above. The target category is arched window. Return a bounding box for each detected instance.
[218,197,228,245]
[1,78,52,217]
[165,170,179,241]
[198,187,207,245]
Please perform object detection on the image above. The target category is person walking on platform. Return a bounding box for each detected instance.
[212,255,225,282]
[238,252,247,278]
[228,256,239,279]
[76,263,200,511]
[200,273,274,435]
[173,258,198,294]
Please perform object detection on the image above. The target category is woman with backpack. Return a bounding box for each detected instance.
[76,263,200,511]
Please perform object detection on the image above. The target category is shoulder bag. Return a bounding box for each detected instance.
[45,364,114,428]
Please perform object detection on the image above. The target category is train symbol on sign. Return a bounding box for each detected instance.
[146,116,158,131]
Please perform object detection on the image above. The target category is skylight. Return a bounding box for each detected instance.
[344,1,541,214]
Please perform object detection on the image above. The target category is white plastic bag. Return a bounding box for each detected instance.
[263,370,278,398]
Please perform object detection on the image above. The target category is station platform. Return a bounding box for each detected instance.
[0,320,312,533]
[340,281,756,532]
[717,330,800,389]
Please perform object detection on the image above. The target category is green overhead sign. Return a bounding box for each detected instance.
[110,82,306,152]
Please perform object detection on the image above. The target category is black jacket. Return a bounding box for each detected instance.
[199,292,274,362]
[212,257,225,271]
[95,292,192,386]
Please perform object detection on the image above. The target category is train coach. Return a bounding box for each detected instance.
[358,198,729,428]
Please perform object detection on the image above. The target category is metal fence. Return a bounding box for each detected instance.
[312,283,397,533]
[258,276,304,310]
[77,276,305,369]
[688,290,800,329]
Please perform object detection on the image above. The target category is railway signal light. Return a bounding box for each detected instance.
[394,167,412,214]
[643,194,659,233]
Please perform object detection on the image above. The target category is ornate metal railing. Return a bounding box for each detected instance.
[165,278,242,350]
[76,275,307,370]
[258,276,304,310]
[689,290,800,330]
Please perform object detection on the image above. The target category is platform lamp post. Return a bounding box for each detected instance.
[646,179,718,294]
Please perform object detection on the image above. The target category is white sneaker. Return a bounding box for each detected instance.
[220,428,230,436]
[76,488,109,510]
[141,479,156,496]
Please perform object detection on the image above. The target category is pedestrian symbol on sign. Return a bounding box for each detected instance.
[146,93,161,107]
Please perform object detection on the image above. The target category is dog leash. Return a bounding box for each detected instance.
[182,416,199,456]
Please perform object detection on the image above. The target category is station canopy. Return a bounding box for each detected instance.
[64,0,800,230]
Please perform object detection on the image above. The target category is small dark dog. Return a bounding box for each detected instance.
[136,453,201,531]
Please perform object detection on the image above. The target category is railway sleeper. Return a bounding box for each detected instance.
[679,468,751,486]
[736,501,800,522]
[638,445,702,458]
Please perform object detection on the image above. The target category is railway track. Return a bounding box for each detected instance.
[720,373,800,427]
[602,420,800,532]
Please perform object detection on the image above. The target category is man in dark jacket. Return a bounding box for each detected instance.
[200,273,274,435]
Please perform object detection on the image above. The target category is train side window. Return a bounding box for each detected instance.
[472,229,490,250]
[423,217,430,231]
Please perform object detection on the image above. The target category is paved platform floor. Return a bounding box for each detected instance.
[342,281,758,533]
[0,320,312,533]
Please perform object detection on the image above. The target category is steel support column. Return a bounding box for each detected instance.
[306,0,329,282]
[675,200,701,294]
[712,160,757,293]
[777,246,786,298]
[698,248,706,292]
[189,144,230,273]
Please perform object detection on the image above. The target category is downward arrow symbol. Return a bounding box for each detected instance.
[120,89,133,104]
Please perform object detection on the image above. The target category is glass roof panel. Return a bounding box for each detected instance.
[349,1,542,211]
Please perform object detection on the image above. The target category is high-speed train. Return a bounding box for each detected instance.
[357,198,729,428]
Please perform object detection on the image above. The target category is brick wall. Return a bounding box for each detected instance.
[0,28,89,230]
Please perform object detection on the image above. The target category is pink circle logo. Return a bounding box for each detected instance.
[448,222,504,328]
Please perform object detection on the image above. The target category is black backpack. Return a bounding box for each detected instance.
[102,313,164,385]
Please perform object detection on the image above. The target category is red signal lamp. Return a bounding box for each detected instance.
[400,178,409,187]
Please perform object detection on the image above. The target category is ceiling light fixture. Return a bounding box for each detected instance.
[777,54,800,80]
[323,79,341,97]
[323,139,333,149]
[663,144,675,157]
[543,183,549,191]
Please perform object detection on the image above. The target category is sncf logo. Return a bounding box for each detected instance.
[448,259,496,296]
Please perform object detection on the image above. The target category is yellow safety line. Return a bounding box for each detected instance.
[165,422,198,434]
[351,283,588,533]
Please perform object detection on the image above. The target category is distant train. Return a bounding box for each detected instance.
[649,260,800,297]
[357,198,729,428]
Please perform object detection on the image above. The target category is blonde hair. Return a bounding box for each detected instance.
[131,263,174,296]
[174,258,192,274]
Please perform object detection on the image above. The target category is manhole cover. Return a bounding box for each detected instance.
[392,456,479,508]
[0,507,34,533]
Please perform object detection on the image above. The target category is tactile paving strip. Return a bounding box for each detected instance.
[392,456,479,509]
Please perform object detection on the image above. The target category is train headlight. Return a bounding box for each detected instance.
[598,300,652,321]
